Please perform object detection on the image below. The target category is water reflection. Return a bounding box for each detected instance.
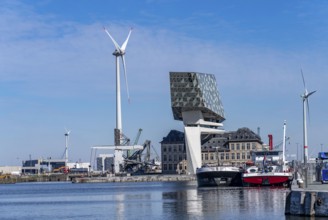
[0,181,316,219]
[113,187,154,219]
[163,184,290,219]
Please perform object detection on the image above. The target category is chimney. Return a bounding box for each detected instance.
[268,134,273,150]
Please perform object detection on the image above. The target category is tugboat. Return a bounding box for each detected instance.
[196,165,243,187]
[242,121,294,187]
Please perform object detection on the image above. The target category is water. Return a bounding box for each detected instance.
[0,181,310,219]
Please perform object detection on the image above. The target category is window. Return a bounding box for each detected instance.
[174,155,177,161]
[168,146,172,152]
[237,153,240,159]
[242,153,245,160]
[163,164,167,171]
[242,143,245,150]
[210,153,214,160]
[247,153,251,159]
[231,153,235,160]
[226,153,229,160]
[231,143,235,150]
[252,143,256,150]
[236,144,240,150]
[168,155,172,161]
[205,154,208,160]
[220,153,224,160]
[168,164,172,170]
[173,146,177,152]
[163,155,167,162]
[247,143,250,150]
[163,147,167,152]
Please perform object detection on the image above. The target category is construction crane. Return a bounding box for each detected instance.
[134,128,142,145]
[127,129,142,158]
[124,140,161,174]
[274,137,291,150]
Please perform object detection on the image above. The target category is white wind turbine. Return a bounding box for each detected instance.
[103,26,132,145]
[301,69,316,167]
[64,129,71,164]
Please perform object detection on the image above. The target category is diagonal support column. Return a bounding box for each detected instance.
[184,126,202,174]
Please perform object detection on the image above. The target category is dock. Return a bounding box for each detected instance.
[285,181,328,217]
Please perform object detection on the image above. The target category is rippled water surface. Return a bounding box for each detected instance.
[0,181,308,219]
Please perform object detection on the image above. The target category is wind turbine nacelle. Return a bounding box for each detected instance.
[112,50,125,56]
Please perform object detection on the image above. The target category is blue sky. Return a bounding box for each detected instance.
[1,0,328,165]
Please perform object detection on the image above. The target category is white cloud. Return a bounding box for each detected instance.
[0,1,327,165]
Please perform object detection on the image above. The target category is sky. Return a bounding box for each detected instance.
[1,0,328,166]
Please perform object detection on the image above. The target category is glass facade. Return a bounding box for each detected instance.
[170,72,225,123]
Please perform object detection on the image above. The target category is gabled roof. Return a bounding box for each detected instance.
[225,127,263,144]
[160,130,185,144]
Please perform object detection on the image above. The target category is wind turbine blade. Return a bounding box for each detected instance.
[121,55,130,103]
[103,27,121,52]
[301,68,306,89]
[307,90,316,98]
[301,68,310,95]
[121,28,133,51]
[306,99,311,123]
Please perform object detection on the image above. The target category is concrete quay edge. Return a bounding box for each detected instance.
[72,174,197,183]
[286,182,328,217]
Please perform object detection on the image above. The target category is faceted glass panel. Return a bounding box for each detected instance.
[170,72,225,122]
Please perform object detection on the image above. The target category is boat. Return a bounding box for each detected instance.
[196,165,243,187]
[242,164,293,187]
[242,121,294,187]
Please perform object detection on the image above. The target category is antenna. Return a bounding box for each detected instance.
[103,26,133,145]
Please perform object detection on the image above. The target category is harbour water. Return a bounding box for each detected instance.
[0,181,308,219]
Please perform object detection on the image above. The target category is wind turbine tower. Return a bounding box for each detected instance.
[64,129,71,164]
[103,27,132,146]
[301,69,316,187]
[301,70,316,165]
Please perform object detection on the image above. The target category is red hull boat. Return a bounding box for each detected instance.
[242,167,293,187]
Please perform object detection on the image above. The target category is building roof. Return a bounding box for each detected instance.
[225,127,263,144]
[160,130,185,144]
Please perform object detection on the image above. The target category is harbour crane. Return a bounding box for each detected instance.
[127,128,142,158]
[274,137,291,150]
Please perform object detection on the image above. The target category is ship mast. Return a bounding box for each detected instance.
[282,120,286,164]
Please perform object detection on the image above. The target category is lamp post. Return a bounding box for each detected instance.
[296,143,299,162]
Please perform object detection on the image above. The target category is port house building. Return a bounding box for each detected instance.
[161,127,263,174]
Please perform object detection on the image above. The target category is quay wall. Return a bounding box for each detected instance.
[0,174,196,184]
[285,186,328,217]
[0,174,69,184]
[73,174,196,183]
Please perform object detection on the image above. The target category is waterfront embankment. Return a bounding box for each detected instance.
[73,174,196,183]
[285,181,328,217]
[0,174,69,184]
[0,174,196,184]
